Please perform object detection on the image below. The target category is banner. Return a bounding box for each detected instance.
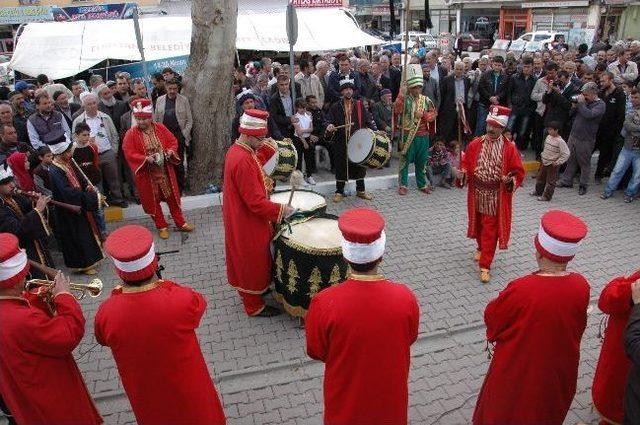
[51,3,136,22]
[0,6,53,24]
[102,55,189,81]
[291,0,343,7]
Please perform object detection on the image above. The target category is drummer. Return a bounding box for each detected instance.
[223,109,295,317]
[325,76,377,203]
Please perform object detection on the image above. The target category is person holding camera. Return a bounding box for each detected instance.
[557,82,605,195]
[542,70,579,142]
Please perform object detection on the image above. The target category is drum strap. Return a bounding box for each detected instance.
[356,100,363,129]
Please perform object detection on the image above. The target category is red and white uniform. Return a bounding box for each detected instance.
[0,233,102,425]
[473,211,590,424]
[95,225,225,425]
[223,109,284,315]
[592,270,639,424]
[305,209,420,425]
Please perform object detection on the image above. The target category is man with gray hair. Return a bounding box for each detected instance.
[558,82,605,195]
[96,83,129,134]
[314,60,330,107]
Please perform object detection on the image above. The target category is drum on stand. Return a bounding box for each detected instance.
[272,215,349,317]
[263,139,298,182]
[347,128,392,169]
[270,190,326,221]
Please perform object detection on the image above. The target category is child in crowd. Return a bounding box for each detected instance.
[306,94,333,172]
[531,121,570,201]
[31,146,53,196]
[292,98,317,185]
[426,139,452,189]
[73,122,107,239]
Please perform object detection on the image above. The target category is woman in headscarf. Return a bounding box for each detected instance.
[6,151,35,192]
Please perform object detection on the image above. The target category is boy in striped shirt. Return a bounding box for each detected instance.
[531,121,570,201]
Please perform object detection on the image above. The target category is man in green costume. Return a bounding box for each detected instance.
[394,69,437,195]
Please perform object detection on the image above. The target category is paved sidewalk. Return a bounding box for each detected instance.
[2,174,638,424]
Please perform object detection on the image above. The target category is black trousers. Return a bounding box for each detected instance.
[292,136,316,177]
[532,114,545,159]
[594,130,618,179]
[336,179,365,194]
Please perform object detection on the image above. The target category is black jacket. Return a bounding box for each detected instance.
[478,70,508,106]
[98,100,129,134]
[56,103,81,128]
[624,304,640,424]
[506,73,537,113]
[359,72,380,103]
[598,86,627,137]
[542,82,578,129]
[380,67,401,101]
[269,93,301,138]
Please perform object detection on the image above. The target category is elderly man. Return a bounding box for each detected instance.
[96,83,129,134]
[0,103,26,148]
[357,59,379,103]
[557,82,605,195]
[379,55,401,100]
[153,78,193,192]
[72,93,127,208]
[372,88,393,137]
[421,63,440,111]
[295,59,324,107]
[26,92,71,150]
[53,90,80,128]
[439,61,470,144]
[609,50,639,85]
[0,125,18,164]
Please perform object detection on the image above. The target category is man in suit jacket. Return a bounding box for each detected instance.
[379,55,401,101]
[327,54,362,104]
[438,61,471,143]
[476,56,508,136]
[421,63,441,111]
[52,91,80,128]
[542,70,578,140]
[269,75,300,139]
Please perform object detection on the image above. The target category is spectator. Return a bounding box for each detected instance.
[292,99,316,185]
[233,66,254,97]
[467,56,488,134]
[577,43,597,70]
[438,61,470,144]
[0,124,18,164]
[372,88,393,136]
[153,79,193,192]
[295,59,325,107]
[595,71,627,183]
[314,60,330,107]
[306,94,332,171]
[601,88,640,203]
[72,93,127,208]
[378,55,401,101]
[6,151,34,192]
[150,73,166,106]
[114,75,133,103]
[0,103,26,148]
[557,82,605,195]
[96,83,129,134]
[70,80,85,105]
[426,139,452,188]
[26,92,71,150]
[31,145,53,196]
[131,79,148,99]
[531,121,570,201]
[53,90,80,128]
[505,57,536,151]
[269,75,300,139]
[357,59,379,103]
[542,70,577,141]
[609,50,638,85]
[327,53,361,104]
[476,55,507,136]
[421,63,440,111]
[89,74,104,93]
[14,81,35,115]
[425,52,447,92]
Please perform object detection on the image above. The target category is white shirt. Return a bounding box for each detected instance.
[294,112,313,139]
[85,115,112,153]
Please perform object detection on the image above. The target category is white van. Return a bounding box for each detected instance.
[508,31,564,52]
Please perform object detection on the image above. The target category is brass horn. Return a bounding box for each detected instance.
[25,278,103,300]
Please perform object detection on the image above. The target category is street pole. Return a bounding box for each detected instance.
[132,5,150,97]
[286,2,298,106]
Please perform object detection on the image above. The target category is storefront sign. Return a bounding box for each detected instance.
[51,3,136,21]
[522,1,588,8]
[103,55,189,81]
[0,6,53,24]
[291,0,344,7]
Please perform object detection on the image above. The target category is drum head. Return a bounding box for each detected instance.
[348,129,374,164]
[270,191,326,212]
[262,148,279,176]
[283,217,342,250]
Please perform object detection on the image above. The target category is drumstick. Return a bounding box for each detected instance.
[332,123,354,131]
[287,170,305,207]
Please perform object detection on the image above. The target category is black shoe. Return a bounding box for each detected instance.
[578,186,587,196]
[255,305,281,317]
[557,182,573,188]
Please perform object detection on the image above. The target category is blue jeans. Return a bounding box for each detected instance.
[604,147,640,197]
[507,110,532,150]
[475,104,489,136]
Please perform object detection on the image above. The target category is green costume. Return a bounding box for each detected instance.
[398,93,434,189]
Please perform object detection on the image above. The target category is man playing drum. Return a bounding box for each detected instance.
[305,208,420,425]
[326,77,377,203]
[223,109,294,317]
[394,65,437,195]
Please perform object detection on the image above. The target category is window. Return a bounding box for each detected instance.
[520,33,532,42]
[534,34,550,41]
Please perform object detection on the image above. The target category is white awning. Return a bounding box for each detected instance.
[10,10,382,80]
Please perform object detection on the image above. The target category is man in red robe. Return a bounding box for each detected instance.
[123,98,193,240]
[305,208,420,425]
[459,105,524,283]
[223,109,294,317]
[95,225,225,425]
[592,269,639,425]
[473,210,590,425]
[0,233,102,425]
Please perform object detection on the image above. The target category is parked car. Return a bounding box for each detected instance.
[455,33,492,52]
[394,32,438,50]
[508,31,564,52]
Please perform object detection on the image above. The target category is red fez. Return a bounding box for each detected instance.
[338,208,386,264]
[131,98,153,119]
[534,210,588,263]
[104,225,158,282]
[0,233,30,289]
[239,109,269,137]
[486,105,511,128]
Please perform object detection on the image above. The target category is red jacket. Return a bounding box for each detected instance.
[473,273,590,424]
[305,275,420,425]
[0,293,102,425]
[592,271,639,424]
[461,135,524,249]
[95,280,225,425]
[222,141,283,294]
[122,123,181,216]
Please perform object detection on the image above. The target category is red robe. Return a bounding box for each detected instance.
[461,136,524,249]
[305,275,420,425]
[592,271,639,424]
[473,273,590,425]
[122,123,182,216]
[94,280,225,425]
[223,141,283,294]
[0,293,102,425]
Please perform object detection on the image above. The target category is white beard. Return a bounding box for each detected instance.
[101,96,116,107]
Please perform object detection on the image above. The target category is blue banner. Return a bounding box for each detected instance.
[51,3,136,22]
[102,55,190,81]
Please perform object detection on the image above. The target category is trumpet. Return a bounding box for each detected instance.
[25,278,103,300]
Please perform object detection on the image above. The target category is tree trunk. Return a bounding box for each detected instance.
[183,0,237,193]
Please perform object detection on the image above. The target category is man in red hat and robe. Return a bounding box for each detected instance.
[305,208,420,425]
[592,269,639,425]
[0,233,102,425]
[122,98,193,240]
[95,225,226,425]
[473,210,590,425]
[223,109,294,317]
[458,105,524,283]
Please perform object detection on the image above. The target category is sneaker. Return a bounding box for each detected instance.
[537,196,550,202]
[624,196,634,203]
[305,176,317,186]
[356,191,374,201]
[333,193,344,203]
[600,192,612,200]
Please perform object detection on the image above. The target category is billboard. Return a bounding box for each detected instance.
[51,3,136,22]
[291,0,343,7]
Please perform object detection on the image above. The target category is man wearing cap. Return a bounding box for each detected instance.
[123,98,194,240]
[232,89,282,142]
[96,83,129,134]
[458,105,524,283]
[326,76,377,203]
[0,233,102,425]
[95,225,226,425]
[224,109,294,317]
[26,92,71,150]
[394,70,437,195]
[13,80,35,115]
[48,135,105,275]
[0,162,55,277]
[473,210,590,425]
[591,269,639,425]
[305,208,420,425]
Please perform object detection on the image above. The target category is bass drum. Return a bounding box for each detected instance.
[262,139,298,182]
[270,190,326,220]
[273,215,349,317]
[347,128,391,169]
